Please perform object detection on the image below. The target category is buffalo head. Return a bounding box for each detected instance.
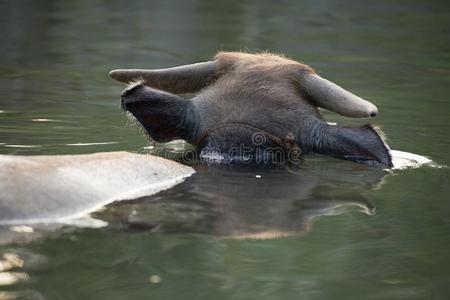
[110,52,392,167]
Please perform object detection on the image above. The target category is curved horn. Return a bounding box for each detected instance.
[301,73,378,118]
[109,61,218,94]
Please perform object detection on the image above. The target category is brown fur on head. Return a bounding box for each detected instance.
[214,51,315,76]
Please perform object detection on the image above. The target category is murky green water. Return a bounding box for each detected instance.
[1,0,450,299]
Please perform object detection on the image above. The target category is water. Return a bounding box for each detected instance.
[1,0,450,299]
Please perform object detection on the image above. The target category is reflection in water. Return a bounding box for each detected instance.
[0,253,24,272]
[98,160,386,238]
[0,250,44,299]
[0,252,28,297]
[0,272,29,286]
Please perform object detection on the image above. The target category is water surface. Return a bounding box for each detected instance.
[1,0,450,299]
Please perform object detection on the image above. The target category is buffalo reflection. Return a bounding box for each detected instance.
[98,158,386,239]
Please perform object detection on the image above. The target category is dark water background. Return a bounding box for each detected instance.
[1,0,450,299]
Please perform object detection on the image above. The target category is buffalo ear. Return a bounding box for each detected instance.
[299,73,379,118]
[121,82,200,144]
[110,61,219,94]
[301,121,392,167]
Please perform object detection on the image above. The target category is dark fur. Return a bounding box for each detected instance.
[121,52,393,167]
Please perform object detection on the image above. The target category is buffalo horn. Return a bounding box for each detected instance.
[302,73,378,118]
[109,61,218,93]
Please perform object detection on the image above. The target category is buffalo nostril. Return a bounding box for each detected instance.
[370,112,377,117]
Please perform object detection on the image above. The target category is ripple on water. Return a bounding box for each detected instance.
[31,118,62,122]
[0,252,29,287]
[66,142,119,146]
[0,272,29,286]
[3,145,42,148]
[390,150,437,170]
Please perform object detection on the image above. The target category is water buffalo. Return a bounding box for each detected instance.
[110,52,392,167]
